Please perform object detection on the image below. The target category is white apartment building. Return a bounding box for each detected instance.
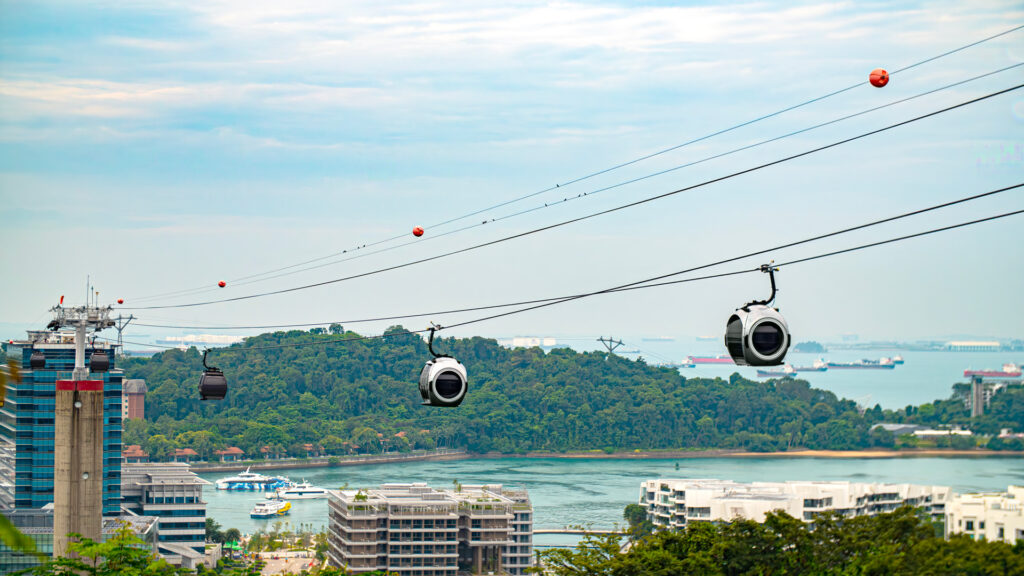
[945,486,1024,544]
[327,483,533,576]
[640,479,951,528]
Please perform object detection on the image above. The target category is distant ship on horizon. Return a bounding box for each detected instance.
[757,364,797,378]
[793,359,828,372]
[964,363,1021,378]
[828,358,896,370]
[687,355,734,365]
[695,335,718,342]
[641,336,676,342]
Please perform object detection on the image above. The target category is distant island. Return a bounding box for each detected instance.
[793,341,827,353]
[92,327,1022,460]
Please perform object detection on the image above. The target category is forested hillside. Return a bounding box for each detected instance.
[117,327,1019,459]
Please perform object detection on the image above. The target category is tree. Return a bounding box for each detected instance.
[117,327,1023,456]
[622,504,654,540]
[223,528,241,544]
[536,506,1024,576]
[24,522,185,575]
[144,435,177,462]
[206,517,225,543]
[532,531,622,576]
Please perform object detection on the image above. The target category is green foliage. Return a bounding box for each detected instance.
[120,327,920,454]
[622,504,654,541]
[206,517,226,544]
[894,382,1024,437]
[0,513,41,559]
[538,507,1024,576]
[20,523,186,575]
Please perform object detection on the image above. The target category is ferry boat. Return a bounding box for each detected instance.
[892,355,905,365]
[687,355,734,365]
[964,363,1022,378]
[250,499,291,519]
[793,359,828,372]
[269,480,329,500]
[215,467,290,491]
[827,358,896,370]
[756,365,797,378]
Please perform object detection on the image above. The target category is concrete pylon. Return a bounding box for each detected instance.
[53,380,104,558]
[970,376,985,418]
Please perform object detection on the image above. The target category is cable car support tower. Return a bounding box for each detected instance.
[597,336,624,356]
[47,303,114,558]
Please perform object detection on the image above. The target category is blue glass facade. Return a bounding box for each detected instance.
[0,341,122,516]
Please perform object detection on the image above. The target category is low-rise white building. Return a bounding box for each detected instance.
[945,486,1024,544]
[640,479,951,528]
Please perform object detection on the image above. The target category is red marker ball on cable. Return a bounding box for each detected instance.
[117,299,124,305]
[218,281,227,288]
[869,68,889,88]
[412,226,424,237]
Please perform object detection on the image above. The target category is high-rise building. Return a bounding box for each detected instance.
[122,379,147,420]
[945,485,1024,544]
[327,483,533,576]
[121,462,209,566]
[639,479,951,527]
[0,331,123,515]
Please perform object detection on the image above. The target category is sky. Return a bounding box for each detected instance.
[0,0,1022,347]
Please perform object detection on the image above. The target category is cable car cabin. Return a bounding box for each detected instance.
[29,350,46,370]
[89,350,110,373]
[199,368,228,401]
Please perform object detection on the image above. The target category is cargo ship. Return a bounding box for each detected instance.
[827,358,896,370]
[793,359,828,372]
[757,365,797,378]
[687,355,734,365]
[964,363,1021,378]
[892,355,905,365]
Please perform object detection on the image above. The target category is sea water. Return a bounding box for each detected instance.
[670,347,1021,409]
[200,455,1024,539]
[200,349,1022,539]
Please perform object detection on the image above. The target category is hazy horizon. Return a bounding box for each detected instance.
[2,1,1022,342]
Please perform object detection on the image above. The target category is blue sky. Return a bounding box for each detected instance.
[1,0,1022,344]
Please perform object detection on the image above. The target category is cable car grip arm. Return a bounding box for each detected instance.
[744,263,779,309]
[427,323,449,358]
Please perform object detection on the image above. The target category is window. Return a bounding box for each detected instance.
[965,520,974,531]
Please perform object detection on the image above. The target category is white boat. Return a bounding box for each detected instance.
[215,467,289,491]
[250,499,291,519]
[271,480,329,500]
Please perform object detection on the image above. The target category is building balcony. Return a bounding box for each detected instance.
[341,551,382,560]
[466,538,513,546]
[337,535,383,546]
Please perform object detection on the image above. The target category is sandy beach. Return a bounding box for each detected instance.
[487,448,1024,459]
